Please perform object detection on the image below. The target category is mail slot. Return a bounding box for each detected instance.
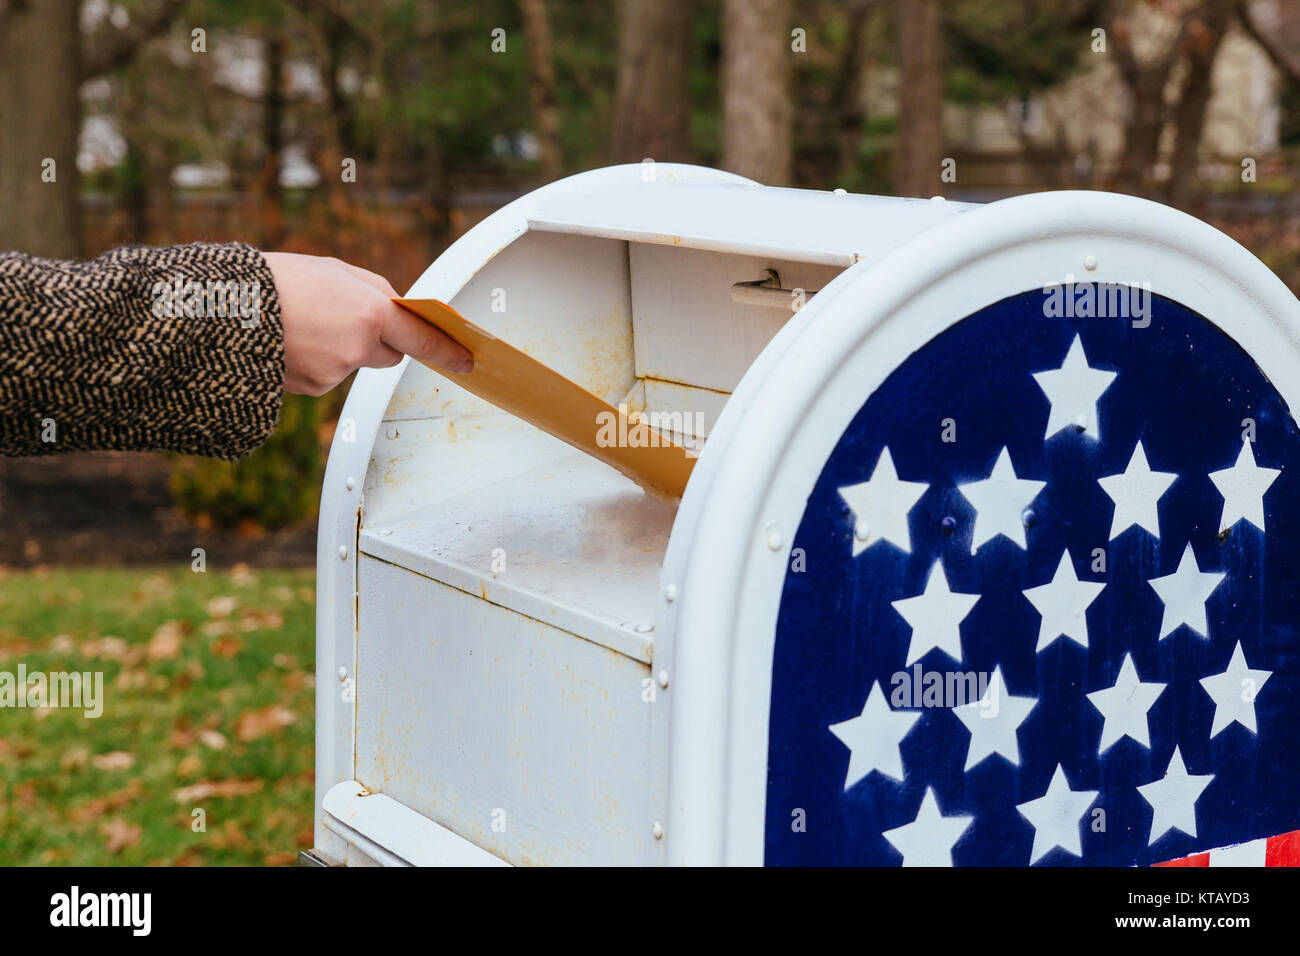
[311,164,1300,867]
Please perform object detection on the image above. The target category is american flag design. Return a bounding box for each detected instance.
[766,287,1300,866]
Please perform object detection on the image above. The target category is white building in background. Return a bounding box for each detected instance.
[865,4,1286,188]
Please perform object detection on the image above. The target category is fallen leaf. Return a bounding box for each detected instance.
[99,818,142,853]
[198,729,227,750]
[60,747,90,770]
[216,820,252,850]
[236,704,296,742]
[147,619,187,660]
[176,754,202,777]
[83,636,129,661]
[91,751,135,771]
[205,595,239,619]
[173,778,263,803]
[211,635,243,658]
[238,610,283,633]
[71,780,142,821]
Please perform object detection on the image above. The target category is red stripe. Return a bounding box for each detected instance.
[1155,828,1300,866]
[1266,829,1300,866]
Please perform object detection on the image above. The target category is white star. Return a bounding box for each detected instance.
[1147,543,1225,639]
[1023,550,1106,652]
[1137,747,1215,845]
[882,788,973,867]
[1015,764,1099,865]
[958,447,1046,554]
[1086,653,1166,753]
[1209,440,1280,534]
[1032,334,1116,441]
[838,447,928,555]
[1199,641,1272,737]
[1097,441,1177,540]
[828,681,921,789]
[951,666,1038,770]
[891,560,981,665]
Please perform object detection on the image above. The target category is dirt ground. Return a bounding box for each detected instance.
[0,452,316,570]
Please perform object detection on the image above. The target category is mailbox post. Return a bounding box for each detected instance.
[311,165,1300,866]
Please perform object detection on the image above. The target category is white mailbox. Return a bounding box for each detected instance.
[312,164,1300,867]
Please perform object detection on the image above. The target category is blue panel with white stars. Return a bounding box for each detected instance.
[765,287,1300,866]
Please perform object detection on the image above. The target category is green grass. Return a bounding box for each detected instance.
[0,566,316,865]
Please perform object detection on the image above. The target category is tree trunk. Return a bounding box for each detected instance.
[0,0,83,258]
[894,0,943,198]
[259,27,287,248]
[1167,2,1232,209]
[835,1,874,186]
[1112,71,1168,194]
[314,9,354,212]
[519,0,563,183]
[613,0,695,163]
[720,0,792,184]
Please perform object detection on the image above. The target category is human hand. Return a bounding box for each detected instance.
[263,252,473,396]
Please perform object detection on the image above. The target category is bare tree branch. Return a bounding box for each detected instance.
[1238,0,1300,86]
[81,0,190,80]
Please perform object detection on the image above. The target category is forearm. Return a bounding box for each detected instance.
[0,242,283,459]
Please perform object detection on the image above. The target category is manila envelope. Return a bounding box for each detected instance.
[394,298,697,498]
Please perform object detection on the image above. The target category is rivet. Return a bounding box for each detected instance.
[338,545,349,560]
[337,667,348,680]
[346,476,355,491]
[635,623,654,634]
[386,425,399,440]
[940,515,956,533]
[766,528,783,551]
[832,187,847,195]
[930,195,946,202]
[854,519,870,542]
[1083,253,1098,271]
[651,820,664,839]
[664,584,678,603]
[1021,508,1036,528]
[657,669,669,688]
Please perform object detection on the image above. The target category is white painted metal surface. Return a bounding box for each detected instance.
[315,165,1296,867]
[529,179,975,266]
[354,556,655,866]
[322,780,509,866]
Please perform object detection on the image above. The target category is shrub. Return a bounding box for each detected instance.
[169,393,323,530]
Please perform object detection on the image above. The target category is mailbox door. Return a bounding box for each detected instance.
[659,191,1300,866]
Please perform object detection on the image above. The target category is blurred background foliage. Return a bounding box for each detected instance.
[169,394,322,530]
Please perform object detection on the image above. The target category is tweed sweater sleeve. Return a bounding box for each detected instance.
[0,242,284,459]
